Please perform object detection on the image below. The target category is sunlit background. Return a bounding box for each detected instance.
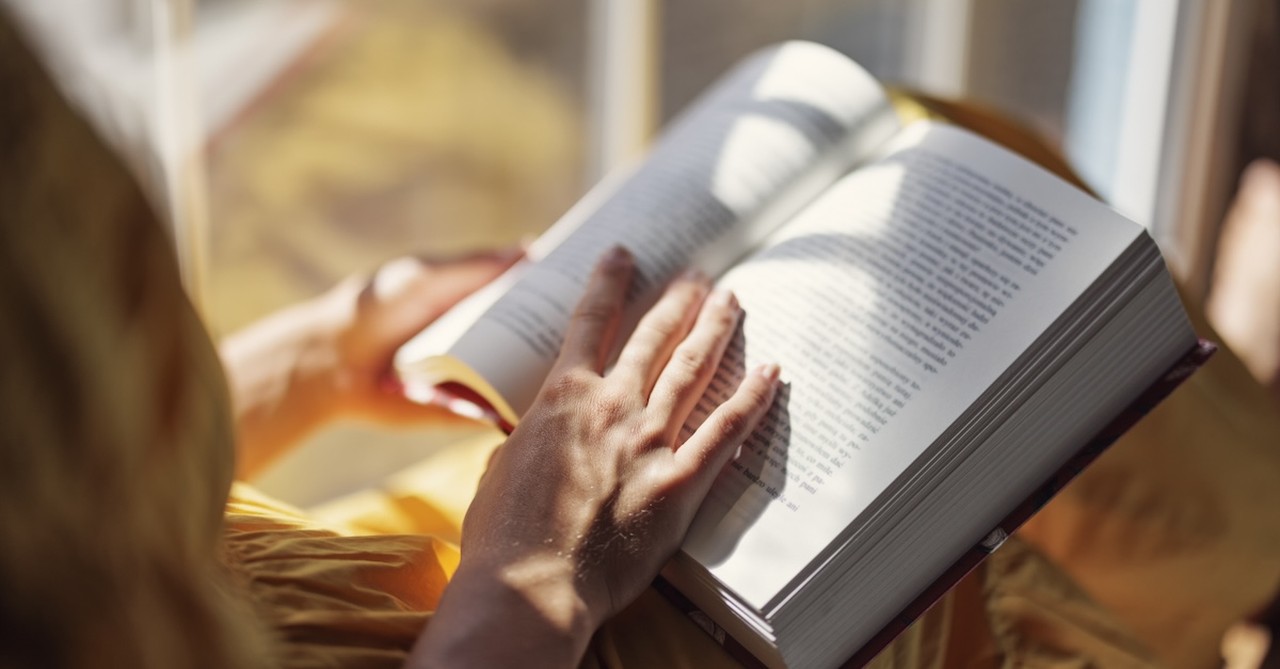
[7,0,1272,505]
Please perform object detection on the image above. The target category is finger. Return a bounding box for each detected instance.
[557,246,633,372]
[358,248,526,351]
[612,270,710,392]
[647,287,741,419]
[674,363,780,488]
[401,247,527,308]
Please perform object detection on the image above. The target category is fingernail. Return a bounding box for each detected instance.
[756,363,781,382]
[602,245,631,267]
[709,287,738,310]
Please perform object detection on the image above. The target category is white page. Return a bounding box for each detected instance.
[394,41,898,414]
[679,122,1144,610]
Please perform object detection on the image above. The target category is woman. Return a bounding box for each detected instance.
[4,9,1280,668]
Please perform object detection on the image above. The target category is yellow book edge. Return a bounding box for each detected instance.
[396,355,521,432]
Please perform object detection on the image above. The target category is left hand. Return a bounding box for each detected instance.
[220,248,523,478]
[328,250,526,424]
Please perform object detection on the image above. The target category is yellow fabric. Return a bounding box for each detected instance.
[1018,316,1280,669]
[225,484,446,669]
[251,427,1155,669]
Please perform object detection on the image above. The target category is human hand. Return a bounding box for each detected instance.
[414,247,779,667]
[220,248,522,478]
[326,249,526,424]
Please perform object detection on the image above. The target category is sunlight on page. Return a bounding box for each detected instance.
[395,41,899,415]
[752,42,891,124]
[684,164,903,573]
[710,116,817,217]
[708,39,890,218]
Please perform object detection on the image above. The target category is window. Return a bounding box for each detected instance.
[11,0,1249,502]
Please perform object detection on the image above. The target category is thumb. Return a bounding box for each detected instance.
[363,247,526,349]
[401,247,527,314]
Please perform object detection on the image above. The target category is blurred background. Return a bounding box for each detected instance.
[7,0,1275,505]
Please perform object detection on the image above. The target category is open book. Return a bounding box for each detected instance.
[394,42,1204,669]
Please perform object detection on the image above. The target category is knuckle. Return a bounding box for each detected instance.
[542,368,593,402]
[714,405,752,439]
[637,418,670,450]
[573,301,616,326]
[711,303,740,328]
[716,399,762,440]
[671,344,712,379]
[599,256,630,278]
[681,440,718,472]
[636,317,677,344]
[748,376,775,403]
[593,387,633,424]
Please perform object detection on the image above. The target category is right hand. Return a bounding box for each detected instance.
[414,247,779,667]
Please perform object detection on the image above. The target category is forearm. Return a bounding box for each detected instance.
[408,556,598,669]
[219,295,346,479]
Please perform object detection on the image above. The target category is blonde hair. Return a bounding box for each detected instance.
[0,14,270,669]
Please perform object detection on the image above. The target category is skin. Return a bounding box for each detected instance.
[221,249,525,479]
[410,247,779,668]
[1207,159,1280,400]
[221,246,780,667]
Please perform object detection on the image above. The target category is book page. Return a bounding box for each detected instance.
[394,41,898,414]
[678,122,1144,610]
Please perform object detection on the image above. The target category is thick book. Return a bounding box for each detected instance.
[393,41,1206,669]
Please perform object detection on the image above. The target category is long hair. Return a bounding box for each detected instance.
[0,14,269,669]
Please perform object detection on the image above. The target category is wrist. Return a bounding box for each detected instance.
[418,554,599,668]
[220,294,348,477]
[460,553,600,639]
